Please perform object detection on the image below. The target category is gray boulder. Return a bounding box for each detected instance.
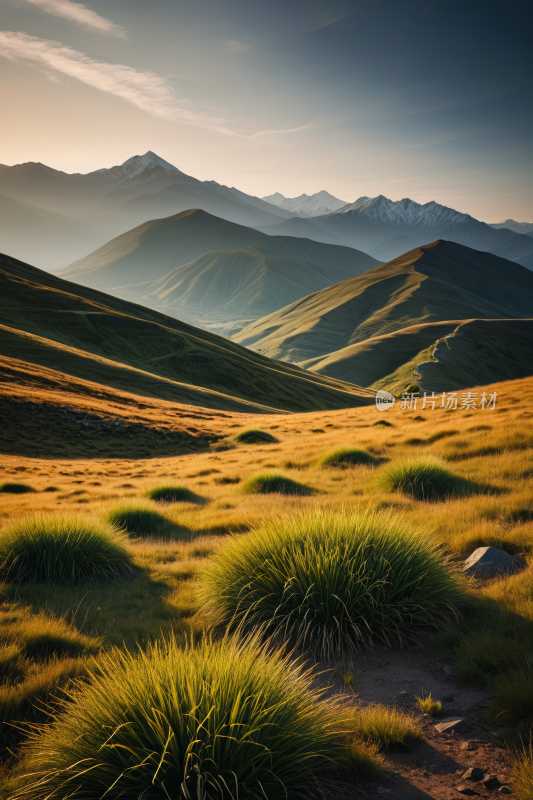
[435,716,468,733]
[462,547,518,579]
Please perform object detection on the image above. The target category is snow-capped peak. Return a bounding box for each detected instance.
[120,151,180,176]
[262,190,346,217]
[337,194,468,227]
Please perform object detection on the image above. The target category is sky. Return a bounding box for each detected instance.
[0,0,531,222]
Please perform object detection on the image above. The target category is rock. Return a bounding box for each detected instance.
[499,788,512,795]
[462,547,518,579]
[483,775,502,789]
[435,716,468,733]
[456,785,479,795]
[377,788,391,794]
[463,768,484,781]
[443,695,456,702]
[490,724,528,739]
[461,742,478,751]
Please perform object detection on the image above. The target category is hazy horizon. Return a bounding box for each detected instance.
[0,0,531,222]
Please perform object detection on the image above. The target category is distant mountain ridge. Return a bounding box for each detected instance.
[310,194,533,270]
[262,190,346,217]
[489,219,533,235]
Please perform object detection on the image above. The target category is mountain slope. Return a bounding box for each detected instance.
[253,216,343,245]
[416,319,533,393]
[262,190,346,217]
[313,195,533,270]
[232,241,533,373]
[59,210,380,323]
[0,251,373,414]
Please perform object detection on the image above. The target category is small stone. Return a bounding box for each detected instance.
[462,547,518,580]
[461,742,478,751]
[456,785,479,795]
[377,788,391,794]
[483,775,502,789]
[499,788,512,795]
[443,695,456,702]
[435,716,469,734]
[463,768,484,781]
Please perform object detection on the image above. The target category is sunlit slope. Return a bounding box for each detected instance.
[116,243,375,323]
[60,208,379,292]
[233,241,533,365]
[299,321,462,392]
[416,318,533,393]
[0,252,372,413]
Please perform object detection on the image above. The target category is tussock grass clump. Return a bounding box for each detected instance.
[415,692,442,716]
[343,704,421,749]
[106,500,177,537]
[0,514,130,584]
[234,429,278,444]
[145,484,199,503]
[379,456,461,500]
[201,510,463,657]
[489,663,533,724]
[242,472,312,495]
[10,635,341,800]
[344,736,386,777]
[373,419,393,428]
[0,482,36,494]
[318,447,377,468]
[512,737,533,800]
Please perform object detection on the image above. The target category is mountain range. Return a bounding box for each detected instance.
[233,240,533,392]
[3,150,532,274]
[59,209,379,329]
[489,219,533,236]
[296,195,533,269]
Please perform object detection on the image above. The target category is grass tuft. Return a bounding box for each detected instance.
[106,500,178,537]
[318,447,377,468]
[0,514,130,584]
[512,737,533,800]
[0,482,36,494]
[342,704,421,749]
[379,456,462,500]
[10,634,341,800]
[200,509,463,657]
[242,472,312,495]
[144,484,200,503]
[343,736,387,777]
[415,691,442,716]
[234,429,278,444]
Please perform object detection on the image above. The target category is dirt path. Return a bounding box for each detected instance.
[323,645,514,800]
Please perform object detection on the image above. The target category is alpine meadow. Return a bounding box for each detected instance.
[0,2,532,799]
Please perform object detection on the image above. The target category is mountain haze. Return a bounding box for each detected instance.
[60,209,380,325]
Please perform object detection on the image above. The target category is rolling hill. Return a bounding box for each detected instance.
[0,251,374,417]
[232,240,533,388]
[59,209,380,325]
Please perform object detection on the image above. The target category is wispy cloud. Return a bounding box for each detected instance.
[251,124,314,137]
[0,31,235,131]
[9,0,127,37]
[223,40,251,53]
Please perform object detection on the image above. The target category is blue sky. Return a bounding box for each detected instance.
[0,0,531,221]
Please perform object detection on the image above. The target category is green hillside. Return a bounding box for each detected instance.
[60,209,379,300]
[233,241,533,371]
[115,243,375,324]
[0,252,373,414]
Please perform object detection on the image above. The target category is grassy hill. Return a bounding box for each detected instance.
[233,241,533,382]
[59,210,379,317]
[416,318,533,392]
[0,252,373,430]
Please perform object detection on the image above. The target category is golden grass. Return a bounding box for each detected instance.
[1,374,533,776]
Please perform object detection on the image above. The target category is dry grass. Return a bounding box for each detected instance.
[1,374,533,779]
